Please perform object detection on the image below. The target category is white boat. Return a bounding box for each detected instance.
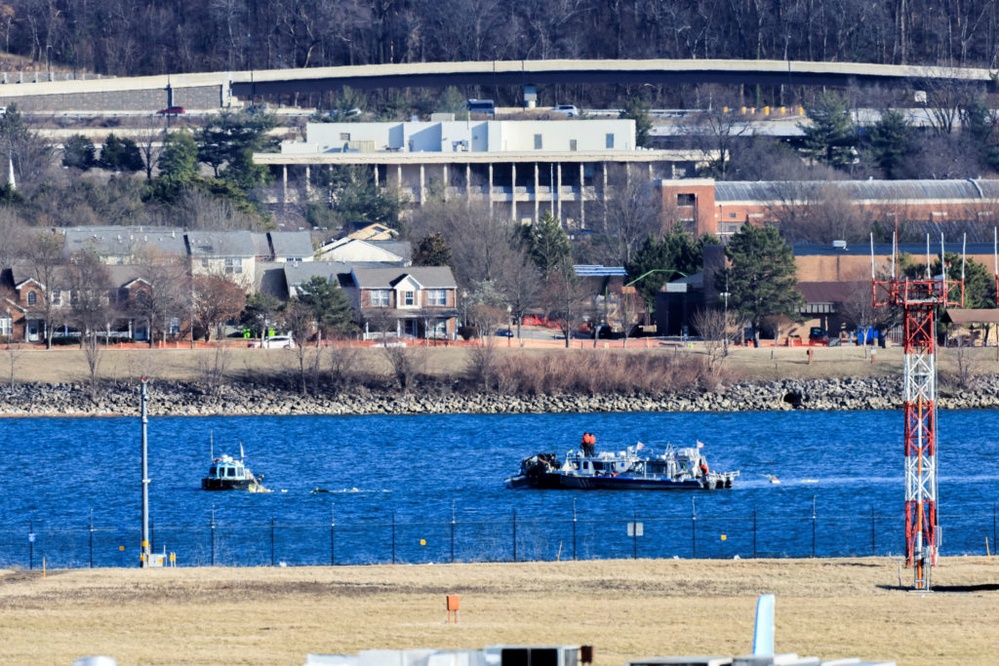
[505,440,739,490]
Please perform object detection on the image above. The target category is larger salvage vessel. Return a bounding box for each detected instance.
[505,440,738,490]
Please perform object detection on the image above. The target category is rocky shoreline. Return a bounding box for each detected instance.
[2,375,999,417]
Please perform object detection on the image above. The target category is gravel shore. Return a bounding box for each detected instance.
[4,374,999,417]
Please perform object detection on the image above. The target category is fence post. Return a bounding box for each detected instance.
[330,505,336,566]
[691,498,697,559]
[391,511,396,565]
[512,509,518,563]
[811,496,817,558]
[89,510,94,569]
[752,508,757,558]
[572,498,577,561]
[210,506,216,567]
[270,517,275,567]
[871,507,876,555]
[632,508,638,559]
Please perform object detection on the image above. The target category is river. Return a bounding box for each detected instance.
[1,409,997,567]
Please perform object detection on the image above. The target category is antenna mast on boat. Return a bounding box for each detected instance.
[872,233,965,591]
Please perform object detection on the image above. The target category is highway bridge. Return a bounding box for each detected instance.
[0,59,993,114]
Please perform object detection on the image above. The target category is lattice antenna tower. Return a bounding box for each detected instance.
[871,233,965,591]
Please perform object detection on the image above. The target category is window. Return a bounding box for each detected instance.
[339,132,351,141]
[370,289,390,307]
[200,258,210,270]
[26,291,36,306]
[403,290,415,307]
[677,193,696,206]
[224,258,243,274]
[427,289,447,306]
[569,139,577,151]
[168,318,181,335]
[605,133,614,149]
[0,315,10,337]
[51,288,61,306]
[117,287,130,303]
[534,134,543,149]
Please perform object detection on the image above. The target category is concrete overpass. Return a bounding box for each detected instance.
[0,59,993,113]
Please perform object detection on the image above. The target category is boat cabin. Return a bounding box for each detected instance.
[207,455,248,481]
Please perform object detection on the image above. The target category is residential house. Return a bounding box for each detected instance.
[315,237,411,265]
[346,266,459,339]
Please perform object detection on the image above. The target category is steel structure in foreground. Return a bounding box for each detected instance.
[872,234,965,590]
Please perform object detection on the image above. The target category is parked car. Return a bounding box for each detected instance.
[808,327,829,346]
[157,106,186,115]
[554,104,579,117]
[494,328,514,338]
[262,335,295,349]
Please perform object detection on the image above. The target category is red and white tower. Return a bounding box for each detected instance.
[872,236,964,590]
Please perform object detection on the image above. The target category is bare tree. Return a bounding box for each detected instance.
[593,166,663,265]
[192,273,246,341]
[328,339,360,393]
[133,126,164,181]
[24,229,65,350]
[285,300,316,395]
[692,307,728,375]
[67,248,113,401]
[197,342,232,397]
[677,108,750,178]
[381,343,427,392]
[128,247,191,348]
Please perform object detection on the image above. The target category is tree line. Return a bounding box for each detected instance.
[5,0,999,88]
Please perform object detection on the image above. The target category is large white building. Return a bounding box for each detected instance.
[256,119,712,228]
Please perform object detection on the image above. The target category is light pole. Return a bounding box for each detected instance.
[720,289,730,357]
[720,270,731,357]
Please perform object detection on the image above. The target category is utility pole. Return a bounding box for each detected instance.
[721,271,730,357]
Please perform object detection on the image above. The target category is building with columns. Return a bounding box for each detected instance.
[255,119,713,229]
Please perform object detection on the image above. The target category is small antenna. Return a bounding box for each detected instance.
[209,432,214,461]
[925,234,931,279]
[869,233,875,280]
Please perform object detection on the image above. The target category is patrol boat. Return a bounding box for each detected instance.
[201,438,268,492]
[505,441,738,490]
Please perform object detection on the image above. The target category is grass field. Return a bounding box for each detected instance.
[0,338,931,385]
[1,557,997,665]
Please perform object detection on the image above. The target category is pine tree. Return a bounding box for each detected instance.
[722,224,803,339]
[799,92,857,169]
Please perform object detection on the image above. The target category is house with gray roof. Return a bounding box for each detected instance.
[346,266,459,339]
[61,226,188,265]
[316,237,411,265]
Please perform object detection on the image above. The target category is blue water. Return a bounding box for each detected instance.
[2,409,999,567]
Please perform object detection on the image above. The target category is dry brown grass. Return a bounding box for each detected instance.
[0,341,919,387]
[1,557,996,665]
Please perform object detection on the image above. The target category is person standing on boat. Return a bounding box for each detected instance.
[699,458,710,477]
[581,432,596,456]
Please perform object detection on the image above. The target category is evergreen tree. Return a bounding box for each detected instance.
[619,96,653,148]
[799,92,857,169]
[157,130,200,184]
[295,274,357,338]
[722,224,804,338]
[99,134,144,172]
[62,134,96,170]
[624,231,701,316]
[197,109,278,188]
[869,109,914,179]
[413,233,454,268]
[520,211,572,280]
